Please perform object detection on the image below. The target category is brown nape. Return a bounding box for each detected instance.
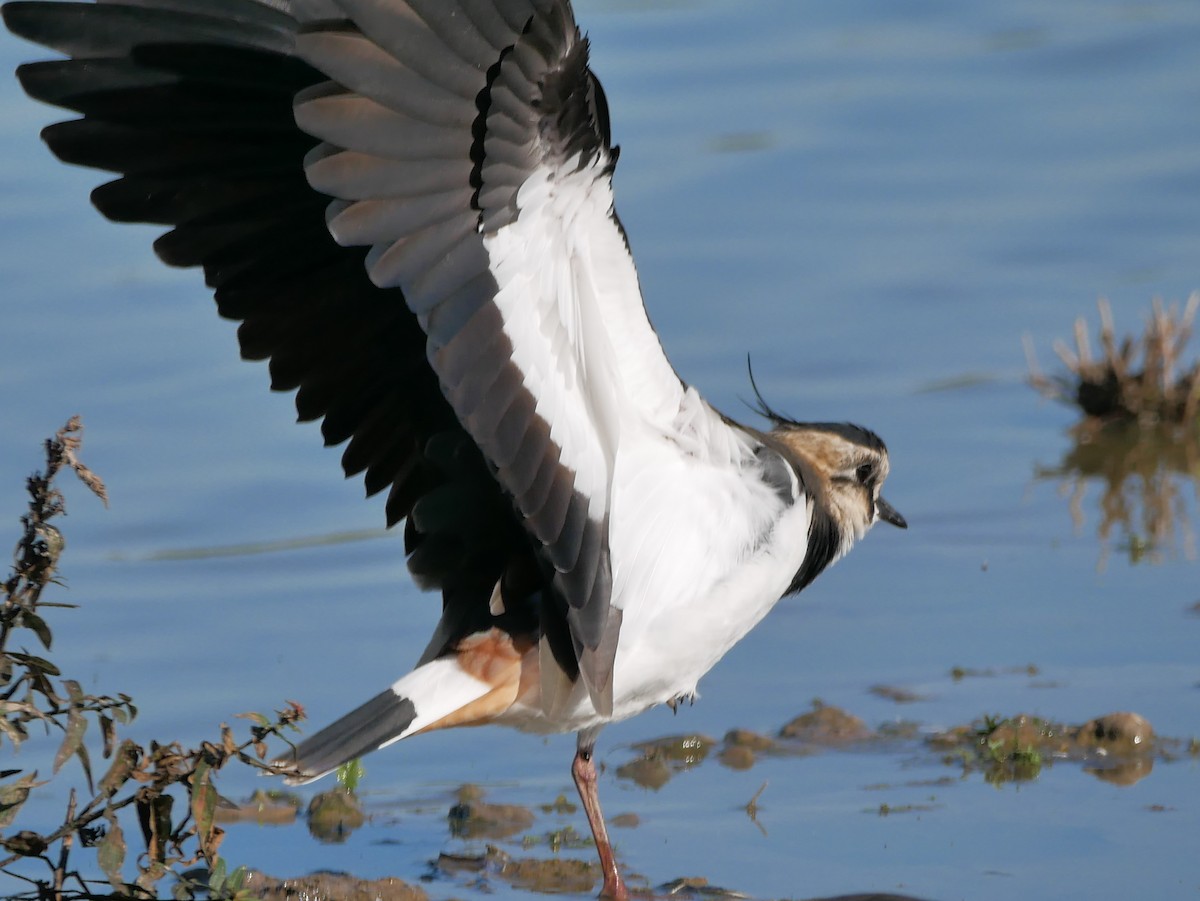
[772,430,843,480]
[412,629,540,735]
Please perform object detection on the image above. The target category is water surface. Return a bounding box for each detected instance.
[1,1,1198,899]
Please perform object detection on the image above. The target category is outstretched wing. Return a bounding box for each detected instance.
[294,0,686,711]
[4,0,688,714]
[3,0,533,655]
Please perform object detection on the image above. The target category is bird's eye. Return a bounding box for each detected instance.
[855,463,874,484]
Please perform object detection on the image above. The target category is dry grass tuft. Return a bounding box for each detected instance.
[1027,295,1200,566]
[1025,294,1200,426]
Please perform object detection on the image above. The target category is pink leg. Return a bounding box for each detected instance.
[572,744,629,901]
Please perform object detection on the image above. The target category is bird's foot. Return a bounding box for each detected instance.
[666,692,696,714]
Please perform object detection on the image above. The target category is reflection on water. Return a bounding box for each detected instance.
[132,528,390,562]
[1035,420,1198,567]
[616,733,715,790]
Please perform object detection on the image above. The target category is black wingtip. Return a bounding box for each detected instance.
[3,1,83,52]
[2,2,41,42]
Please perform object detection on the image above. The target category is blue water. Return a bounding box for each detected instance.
[2,1,1199,899]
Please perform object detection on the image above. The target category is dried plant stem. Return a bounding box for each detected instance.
[1,420,305,899]
[53,789,75,901]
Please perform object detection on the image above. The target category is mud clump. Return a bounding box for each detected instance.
[1075,712,1156,785]
[930,711,1159,785]
[449,794,535,840]
[724,728,777,751]
[616,733,715,789]
[539,793,577,815]
[214,789,301,826]
[869,684,927,704]
[780,702,873,744]
[610,812,640,829]
[437,846,597,895]
[306,789,365,843]
[717,744,757,771]
[630,733,716,764]
[242,870,426,901]
[502,852,597,893]
[1076,711,1155,754]
[717,728,779,770]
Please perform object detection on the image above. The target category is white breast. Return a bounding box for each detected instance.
[499,395,811,734]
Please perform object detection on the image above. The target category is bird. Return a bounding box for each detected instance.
[3,0,906,897]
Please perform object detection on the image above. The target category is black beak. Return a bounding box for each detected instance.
[876,496,907,529]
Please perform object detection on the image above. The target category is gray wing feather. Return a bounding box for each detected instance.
[327,190,475,246]
[299,28,477,124]
[3,0,550,683]
[295,0,620,712]
[296,91,466,160]
[307,150,474,200]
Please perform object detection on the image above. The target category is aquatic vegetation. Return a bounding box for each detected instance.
[928,710,1161,787]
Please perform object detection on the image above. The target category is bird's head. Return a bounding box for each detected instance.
[772,422,906,543]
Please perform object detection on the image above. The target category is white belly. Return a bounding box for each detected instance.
[499,433,812,734]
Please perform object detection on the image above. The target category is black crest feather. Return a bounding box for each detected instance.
[744,354,800,426]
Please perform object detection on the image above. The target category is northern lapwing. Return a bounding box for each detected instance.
[3,1,906,896]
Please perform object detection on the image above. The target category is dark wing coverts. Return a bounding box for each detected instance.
[5,0,620,705]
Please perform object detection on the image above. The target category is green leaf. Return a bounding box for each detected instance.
[63,678,84,703]
[336,758,365,793]
[191,758,220,862]
[18,610,52,650]
[53,708,87,775]
[208,856,227,894]
[77,739,95,794]
[3,829,47,856]
[0,716,28,753]
[173,867,207,900]
[7,652,60,677]
[100,714,116,758]
[99,739,139,796]
[112,694,137,725]
[135,860,169,894]
[97,811,126,891]
[227,865,247,893]
[0,771,41,828]
[141,793,174,864]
